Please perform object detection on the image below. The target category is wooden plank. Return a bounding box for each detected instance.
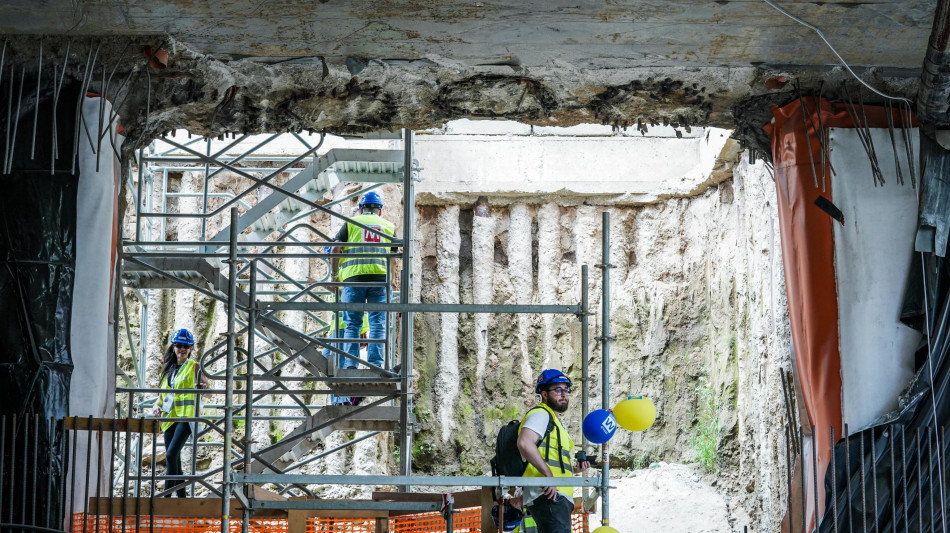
[480,487,494,533]
[453,489,482,509]
[67,417,160,433]
[370,488,481,509]
[248,485,287,502]
[86,497,392,518]
[287,510,308,533]
[87,497,282,517]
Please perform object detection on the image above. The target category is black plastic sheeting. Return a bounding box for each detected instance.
[0,81,79,530]
[819,139,950,531]
[917,134,950,257]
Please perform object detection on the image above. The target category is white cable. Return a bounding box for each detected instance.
[762,0,912,103]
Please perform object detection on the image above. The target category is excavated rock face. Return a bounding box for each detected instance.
[404,156,790,528]
[0,35,923,159]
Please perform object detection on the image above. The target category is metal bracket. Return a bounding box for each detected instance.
[231,482,250,509]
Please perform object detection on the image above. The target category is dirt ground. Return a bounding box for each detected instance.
[588,463,736,533]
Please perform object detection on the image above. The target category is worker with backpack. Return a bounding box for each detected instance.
[491,369,590,533]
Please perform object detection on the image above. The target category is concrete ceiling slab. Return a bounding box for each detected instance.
[1,1,934,68]
[0,0,936,152]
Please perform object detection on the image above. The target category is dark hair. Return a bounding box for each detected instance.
[159,345,179,385]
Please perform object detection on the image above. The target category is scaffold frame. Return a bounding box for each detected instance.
[113,129,611,533]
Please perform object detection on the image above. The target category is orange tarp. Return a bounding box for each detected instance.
[765,96,917,529]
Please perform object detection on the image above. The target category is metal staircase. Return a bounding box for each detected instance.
[122,132,411,481]
[207,148,404,246]
[251,405,402,473]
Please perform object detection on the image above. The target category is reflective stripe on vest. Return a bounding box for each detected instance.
[339,214,395,281]
[540,442,574,472]
[519,403,575,500]
[159,359,198,433]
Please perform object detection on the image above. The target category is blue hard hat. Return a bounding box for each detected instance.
[171,328,195,346]
[535,369,572,394]
[491,503,524,532]
[358,191,383,208]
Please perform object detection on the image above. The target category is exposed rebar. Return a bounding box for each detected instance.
[30,38,42,161]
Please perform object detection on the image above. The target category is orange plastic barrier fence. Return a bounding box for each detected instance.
[73,510,589,533]
[389,509,482,531]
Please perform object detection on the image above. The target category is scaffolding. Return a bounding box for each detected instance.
[110,129,608,532]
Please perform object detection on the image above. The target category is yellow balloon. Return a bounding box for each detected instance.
[592,527,620,533]
[613,395,656,431]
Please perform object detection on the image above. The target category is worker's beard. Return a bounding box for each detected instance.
[544,395,569,413]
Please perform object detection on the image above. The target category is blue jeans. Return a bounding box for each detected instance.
[341,285,387,368]
[322,326,351,405]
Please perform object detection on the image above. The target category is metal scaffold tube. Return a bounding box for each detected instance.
[581,264,590,430]
[399,128,415,489]
[580,264,591,507]
[221,206,239,532]
[599,211,613,527]
[242,259,258,533]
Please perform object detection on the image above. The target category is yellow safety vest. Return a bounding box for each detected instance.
[519,403,575,500]
[514,515,538,533]
[339,214,395,281]
[158,359,198,433]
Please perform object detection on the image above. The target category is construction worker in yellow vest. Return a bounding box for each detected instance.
[516,369,589,533]
[330,191,396,379]
[151,328,209,497]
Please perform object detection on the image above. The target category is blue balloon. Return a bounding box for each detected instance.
[582,409,618,444]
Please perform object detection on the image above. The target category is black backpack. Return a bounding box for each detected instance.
[490,406,555,477]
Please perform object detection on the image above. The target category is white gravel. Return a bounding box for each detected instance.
[587,462,734,533]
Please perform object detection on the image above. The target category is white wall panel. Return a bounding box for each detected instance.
[829,127,919,432]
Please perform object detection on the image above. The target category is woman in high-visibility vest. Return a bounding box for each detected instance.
[151,328,208,497]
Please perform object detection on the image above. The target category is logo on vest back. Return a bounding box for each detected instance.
[363,225,382,243]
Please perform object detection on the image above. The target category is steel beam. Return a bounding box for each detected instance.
[262,302,581,314]
[237,474,602,488]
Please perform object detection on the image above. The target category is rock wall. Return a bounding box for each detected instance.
[410,156,791,529]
